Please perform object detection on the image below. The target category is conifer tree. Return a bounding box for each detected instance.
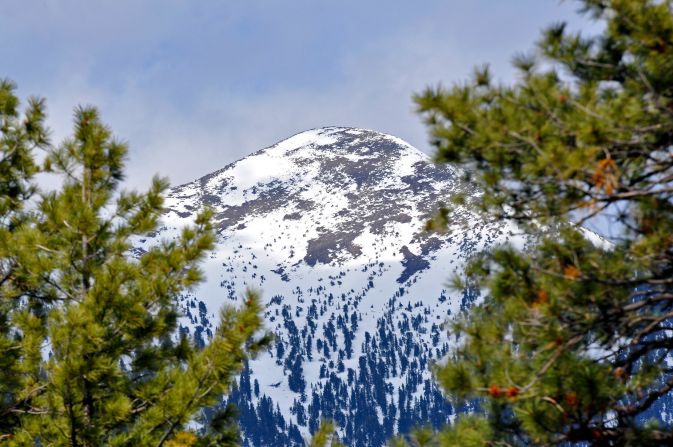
[0,79,49,438]
[0,81,267,446]
[408,0,673,445]
[309,421,345,447]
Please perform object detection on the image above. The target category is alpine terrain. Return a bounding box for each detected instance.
[133,127,527,446]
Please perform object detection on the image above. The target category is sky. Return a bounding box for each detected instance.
[2,0,600,191]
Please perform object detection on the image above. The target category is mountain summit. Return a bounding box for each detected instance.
[135,127,523,446]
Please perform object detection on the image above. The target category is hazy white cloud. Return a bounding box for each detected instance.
[3,0,599,191]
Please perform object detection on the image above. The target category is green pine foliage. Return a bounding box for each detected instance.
[0,79,50,442]
[0,81,268,446]
[308,421,345,447]
[408,0,673,445]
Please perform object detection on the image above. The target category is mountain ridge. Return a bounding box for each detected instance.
[135,127,524,446]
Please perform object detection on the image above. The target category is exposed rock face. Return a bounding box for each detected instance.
[136,127,524,446]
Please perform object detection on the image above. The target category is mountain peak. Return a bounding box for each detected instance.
[135,128,520,446]
[266,126,424,157]
[165,127,462,259]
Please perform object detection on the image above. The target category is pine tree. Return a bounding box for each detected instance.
[409,0,673,445]
[0,78,49,438]
[308,421,344,447]
[0,82,268,446]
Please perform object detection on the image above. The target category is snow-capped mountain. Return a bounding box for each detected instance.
[135,127,525,446]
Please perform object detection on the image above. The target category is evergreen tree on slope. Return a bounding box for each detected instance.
[0,80,267,446]
[406,0,673,445]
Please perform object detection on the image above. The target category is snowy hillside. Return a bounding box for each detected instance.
[134,127,526,446]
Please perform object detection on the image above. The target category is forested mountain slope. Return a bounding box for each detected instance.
[135,127,526,446]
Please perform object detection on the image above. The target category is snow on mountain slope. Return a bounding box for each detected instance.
[134,127,526,446]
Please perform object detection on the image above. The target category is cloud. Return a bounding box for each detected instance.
[3,0,598,191]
